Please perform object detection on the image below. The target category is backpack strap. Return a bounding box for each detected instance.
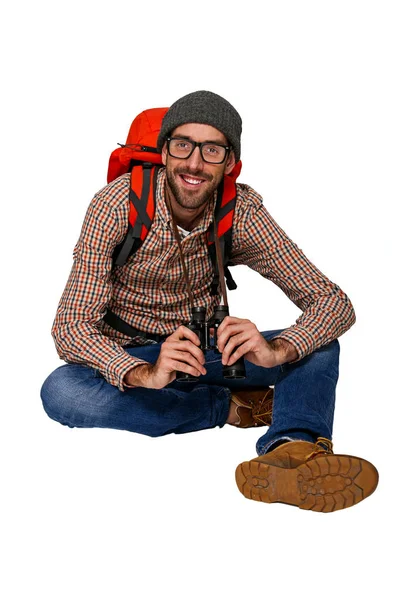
[103,308,166,343]
[113,164,159,267]
[106,163,163,340]
[207,176,238,296]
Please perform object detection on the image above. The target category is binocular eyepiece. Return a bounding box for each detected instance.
[176,305,246,383]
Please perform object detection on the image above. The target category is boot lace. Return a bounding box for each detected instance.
[305,437,334,460]
[251,389,274,426]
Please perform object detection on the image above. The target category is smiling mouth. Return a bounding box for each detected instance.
[179,174,206,187]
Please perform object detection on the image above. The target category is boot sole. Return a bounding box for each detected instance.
[235,454,379,512]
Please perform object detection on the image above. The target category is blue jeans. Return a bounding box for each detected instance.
[40,330,340,455]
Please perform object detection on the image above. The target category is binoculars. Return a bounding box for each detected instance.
[176,304,246,382]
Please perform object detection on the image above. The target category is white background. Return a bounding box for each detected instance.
[1,1,398,598]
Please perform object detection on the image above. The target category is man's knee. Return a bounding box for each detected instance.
[40,364,94,426]
[317,338,340,365]
[41,366,69,424]
[303,339,340,379]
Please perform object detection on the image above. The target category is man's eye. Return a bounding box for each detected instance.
[204,145,220,155]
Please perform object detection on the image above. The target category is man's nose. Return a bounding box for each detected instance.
[185,146,204,171]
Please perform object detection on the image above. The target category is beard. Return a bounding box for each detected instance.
[165,163,223,210]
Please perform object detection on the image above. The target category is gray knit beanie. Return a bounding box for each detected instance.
[157,90,242,161]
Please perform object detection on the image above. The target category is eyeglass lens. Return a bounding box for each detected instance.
[168,139,227,163]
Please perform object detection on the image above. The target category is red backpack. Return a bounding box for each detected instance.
[107,107,240,295]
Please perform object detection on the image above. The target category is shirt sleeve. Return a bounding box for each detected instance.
[230,185,356,361]
[51,176,150,391]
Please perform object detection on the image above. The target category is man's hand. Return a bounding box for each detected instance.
[216,316,298,368]
[124,325,206,389]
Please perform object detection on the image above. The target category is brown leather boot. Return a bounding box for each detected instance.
[230,387,274,428]
[235,438,379,512]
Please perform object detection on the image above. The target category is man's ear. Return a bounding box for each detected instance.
[161,142,168,166]
[224,151,236,175]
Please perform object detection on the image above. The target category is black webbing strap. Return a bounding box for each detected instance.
[103,309,165,343]
[131,164,153,238]
[114,228,140,267]
[224,266,237,290]
[208,182,237,295]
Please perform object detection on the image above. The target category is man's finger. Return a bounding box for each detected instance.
[222,332,250,362]
[169,360,203,378]
[217,323,253,350]
[224,340,252,365]
[167,349,206,374]
[169,325,201,345]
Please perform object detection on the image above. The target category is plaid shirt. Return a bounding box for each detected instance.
[52,169,355,391]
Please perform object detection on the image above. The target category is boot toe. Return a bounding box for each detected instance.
[353,458,379,499]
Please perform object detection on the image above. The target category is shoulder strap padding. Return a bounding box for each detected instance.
[112,164,158,267]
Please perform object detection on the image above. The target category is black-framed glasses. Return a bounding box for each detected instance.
[166,137,231,164]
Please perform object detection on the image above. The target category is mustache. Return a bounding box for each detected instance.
[174,167,212,182]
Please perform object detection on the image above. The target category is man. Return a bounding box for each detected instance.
[41,90,378,512]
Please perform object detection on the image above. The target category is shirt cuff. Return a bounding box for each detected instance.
[271,325,316,363]
[104,351,150,391]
